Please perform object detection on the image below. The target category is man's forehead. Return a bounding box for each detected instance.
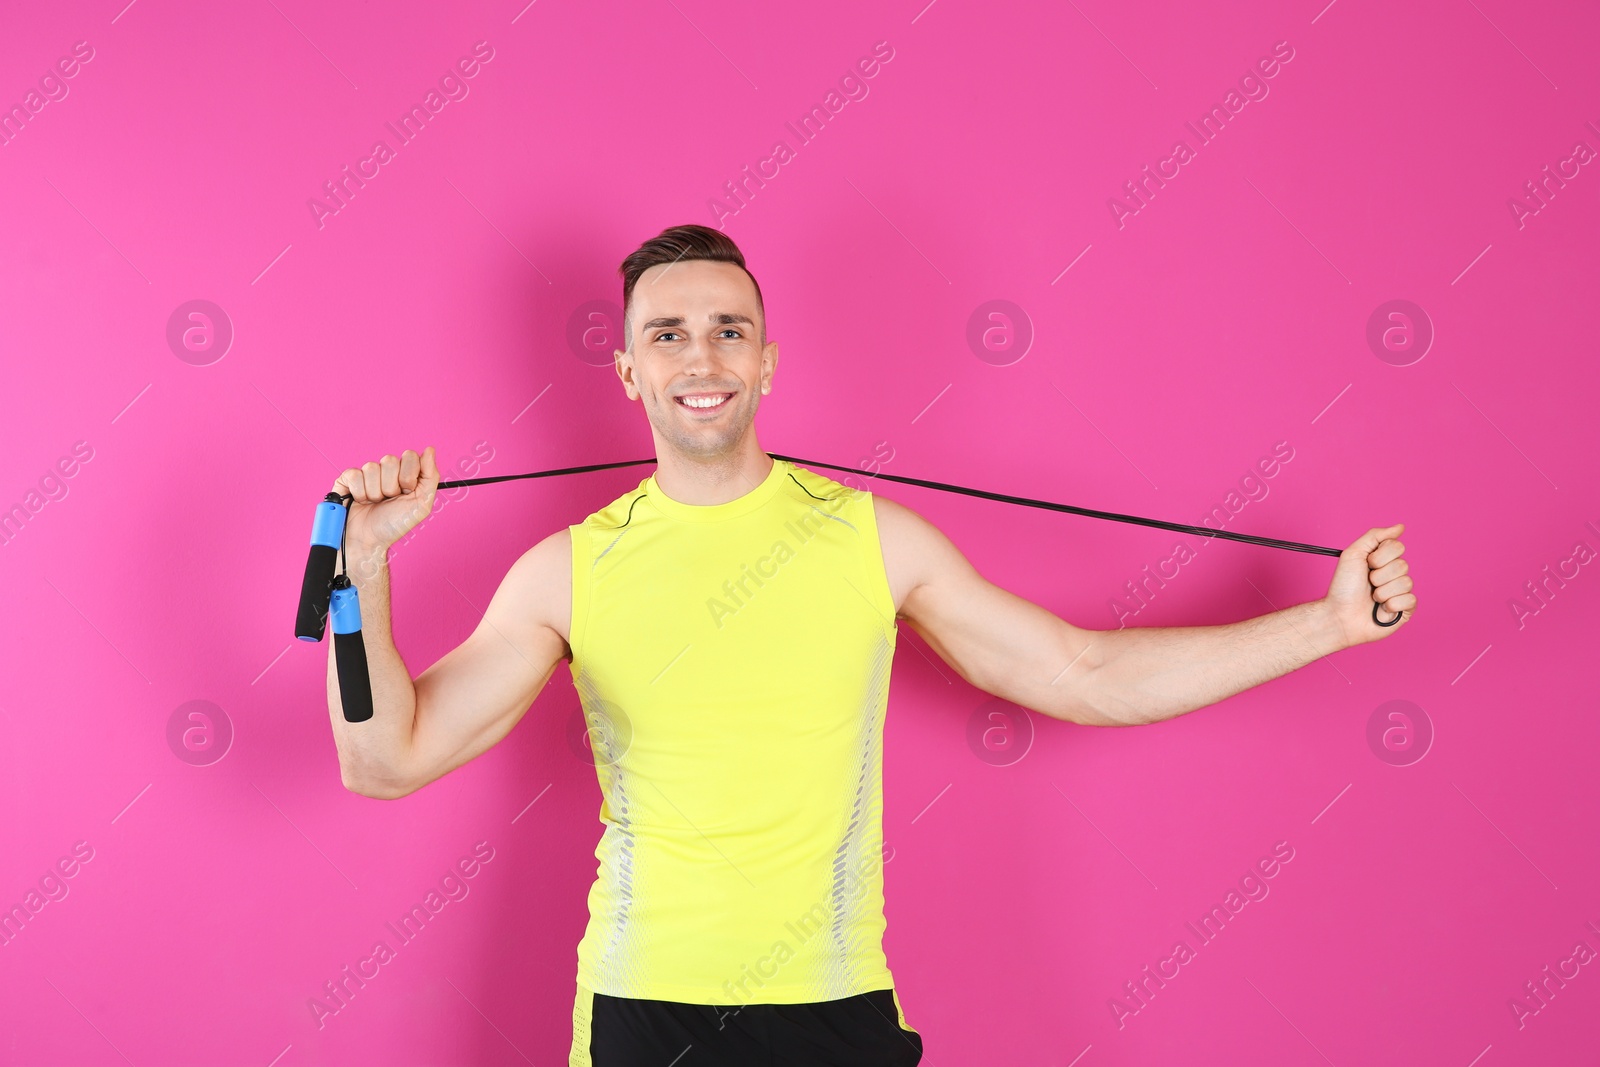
[634,267,757,315]
[630,260,762,337]
[637,260,752,298]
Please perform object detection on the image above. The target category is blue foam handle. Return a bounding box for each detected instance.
[296,493,348,641]
[311,499,346,548]
[330,583,362,635]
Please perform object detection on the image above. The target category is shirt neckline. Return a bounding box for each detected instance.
[644,455,789,523]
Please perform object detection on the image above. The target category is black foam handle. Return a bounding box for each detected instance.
[296,544,339,640]
[335,628,374,723]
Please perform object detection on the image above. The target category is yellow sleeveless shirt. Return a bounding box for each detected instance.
[566,456,900,1004]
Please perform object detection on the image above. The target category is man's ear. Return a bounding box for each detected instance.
[761,340,779,395]
[614,348,639,400]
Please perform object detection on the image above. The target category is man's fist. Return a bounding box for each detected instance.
[1324,523,1416,648]
[332,446,440,557]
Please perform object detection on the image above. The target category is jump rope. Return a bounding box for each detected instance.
[296,452,1404,724]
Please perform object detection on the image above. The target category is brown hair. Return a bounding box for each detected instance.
[617,224,765,351]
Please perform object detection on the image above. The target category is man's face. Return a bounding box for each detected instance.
[616,259,779,462]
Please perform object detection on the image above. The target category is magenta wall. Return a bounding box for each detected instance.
[3,0,1597,1063]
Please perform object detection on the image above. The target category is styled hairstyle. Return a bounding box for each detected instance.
[618,224,765,351]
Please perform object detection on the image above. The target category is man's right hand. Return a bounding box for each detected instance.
[332,446,440,561]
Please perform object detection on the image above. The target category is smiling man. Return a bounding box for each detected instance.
[324,223,1416,1066]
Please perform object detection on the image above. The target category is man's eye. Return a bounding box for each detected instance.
[719,329,741,338]
[655,331,679,342]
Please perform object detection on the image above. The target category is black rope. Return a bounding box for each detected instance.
[406,450,1402,625]
[436,455,665,487]
[434,452,1343,557]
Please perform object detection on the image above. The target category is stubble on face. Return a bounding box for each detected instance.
[644,379,758,460]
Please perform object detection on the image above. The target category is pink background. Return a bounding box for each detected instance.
[3,0,1598,1063]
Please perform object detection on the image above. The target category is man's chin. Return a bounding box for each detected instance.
[670,434,740,459]
[657,421,751,461]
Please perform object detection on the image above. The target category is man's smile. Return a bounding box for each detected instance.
[674,391,734,415]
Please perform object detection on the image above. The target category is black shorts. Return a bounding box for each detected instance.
[569,981,924,1066]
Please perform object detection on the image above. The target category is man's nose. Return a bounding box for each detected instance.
[680,335,724,374]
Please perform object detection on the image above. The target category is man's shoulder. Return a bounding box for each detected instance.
[494,526,574,648]
[866,491,920,540]
[868,492,915,562]
[867,491,967,617]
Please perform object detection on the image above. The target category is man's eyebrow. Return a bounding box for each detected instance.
[641,312,754,331]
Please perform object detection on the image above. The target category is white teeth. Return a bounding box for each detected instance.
[680,394,728,409]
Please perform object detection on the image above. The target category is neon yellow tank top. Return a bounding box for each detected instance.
[566,456,899,1004]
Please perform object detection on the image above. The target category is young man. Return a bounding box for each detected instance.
[325,224,1416,1065]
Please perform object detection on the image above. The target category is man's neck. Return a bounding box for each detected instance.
[651,446,774,506]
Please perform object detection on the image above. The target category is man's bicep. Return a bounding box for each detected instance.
[408,528,571,784]
[880,497,1103,723]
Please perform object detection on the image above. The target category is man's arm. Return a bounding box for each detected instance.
[874,496,1414,728]
[329,527,571,797]
[1079,601,1347,726]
